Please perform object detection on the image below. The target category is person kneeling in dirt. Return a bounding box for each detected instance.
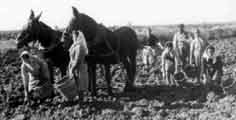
[20,50,54,104]
[68,30,89,99]
[161,42,178,86]
[202,46,223,86]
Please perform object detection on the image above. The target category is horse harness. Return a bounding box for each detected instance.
[105,34,120,63]
[96,25,120,63]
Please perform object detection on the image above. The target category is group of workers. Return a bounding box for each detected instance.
[20,24,224,104]
[143,24,223,86]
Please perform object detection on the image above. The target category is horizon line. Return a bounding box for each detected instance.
[1,20,236,32]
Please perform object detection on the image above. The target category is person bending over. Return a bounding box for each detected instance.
[161,42,177,86]
[20,50,53,104]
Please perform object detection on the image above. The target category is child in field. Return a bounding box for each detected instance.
[142,45,156,71]
[161,42,177,86]
[202,45,223,85]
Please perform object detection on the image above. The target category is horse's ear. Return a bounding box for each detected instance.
[35,11,42,21]
[72,6,80,17]
[29,9,35,20]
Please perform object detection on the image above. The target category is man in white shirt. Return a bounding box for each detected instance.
[190,29,209,84]
[173,24,191,73]
[68,30,89,99]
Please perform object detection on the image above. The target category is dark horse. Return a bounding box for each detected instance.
[61,7,139,95]
[16,10,70,80]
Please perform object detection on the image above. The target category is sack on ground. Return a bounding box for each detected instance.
[56,76,78,101]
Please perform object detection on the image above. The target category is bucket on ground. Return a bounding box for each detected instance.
[184,64,197,78]
[174,72,185,82]
[55,76,78,101]
[223,68,236,94]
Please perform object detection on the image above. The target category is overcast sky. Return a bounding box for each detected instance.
[0,0,235,30]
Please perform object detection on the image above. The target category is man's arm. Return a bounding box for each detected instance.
[72,47,81,73]
[190,41,194,64]
[215,56,224,75]
[201,58,210,82]
[161,51,167,79]
[173,34,180,64]
[21,65,29,100]
[172,51,177,73]
[173,34,178,54]
[157,42,164,50]
[201,58,205,73]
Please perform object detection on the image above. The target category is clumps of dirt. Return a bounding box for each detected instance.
[0,49,20,66]
[0,49,25,119]
[1,38,236,119]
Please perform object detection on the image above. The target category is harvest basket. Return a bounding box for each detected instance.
[55,76,78,101]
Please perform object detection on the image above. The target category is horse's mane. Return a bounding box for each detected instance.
[39,21,54,32]
[36,21,62,47]
[68,13,98,42]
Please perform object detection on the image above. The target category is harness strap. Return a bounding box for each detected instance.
[96,25,120,62]
[104,34,120,62]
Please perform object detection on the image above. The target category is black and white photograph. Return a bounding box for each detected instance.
[0,0,236,119]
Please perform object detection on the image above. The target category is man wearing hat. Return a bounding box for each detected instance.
[20,50,54,104]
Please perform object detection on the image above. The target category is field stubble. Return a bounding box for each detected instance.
[1,37,236,120]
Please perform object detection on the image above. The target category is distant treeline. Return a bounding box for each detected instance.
[132,23,236,44]
[1,23,236,42]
